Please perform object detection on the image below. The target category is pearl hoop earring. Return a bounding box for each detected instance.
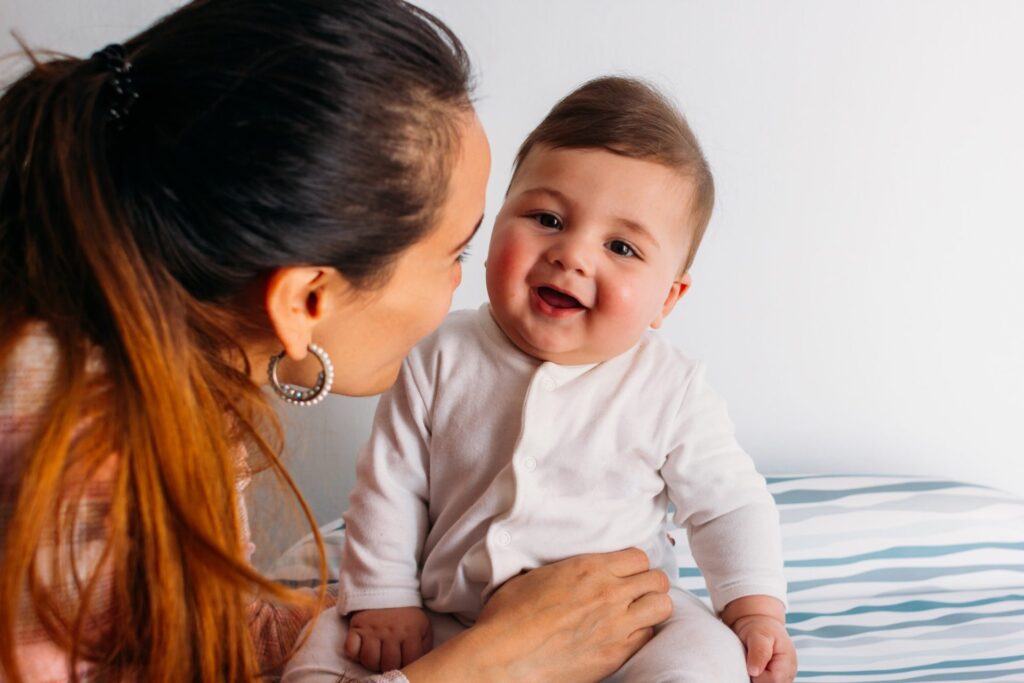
[267,343,334,406]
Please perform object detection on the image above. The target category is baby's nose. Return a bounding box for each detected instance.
[546,239,594,276]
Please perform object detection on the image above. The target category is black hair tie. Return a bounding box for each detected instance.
[91,43,138,129]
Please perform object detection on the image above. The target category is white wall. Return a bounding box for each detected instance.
[5,2,1023,544]
[418,0,1024,501]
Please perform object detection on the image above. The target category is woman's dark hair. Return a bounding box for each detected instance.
[0,1,472,681]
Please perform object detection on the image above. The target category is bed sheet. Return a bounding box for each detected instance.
[672,475,1024,682]
[272,474,1024,681]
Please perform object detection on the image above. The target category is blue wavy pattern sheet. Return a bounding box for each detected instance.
[271,474,1024,682]
[673,475,1024,682]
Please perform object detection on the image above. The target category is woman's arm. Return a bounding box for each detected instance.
[283,549,670,683]
[401,548,671,683]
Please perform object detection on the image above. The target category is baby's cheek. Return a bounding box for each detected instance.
[602,281,655,324]
[626,274,675,321]
[487,240,530,298]
[596,283,665,354]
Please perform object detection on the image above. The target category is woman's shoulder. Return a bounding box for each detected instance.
[2,320,107,396]
[1,322,106,468]
[2,320,61,399]
[1,322,62,447]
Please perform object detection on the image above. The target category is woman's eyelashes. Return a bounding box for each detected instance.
[457,245,472,263]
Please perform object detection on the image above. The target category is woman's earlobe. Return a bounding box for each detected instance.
[265,266,325,360]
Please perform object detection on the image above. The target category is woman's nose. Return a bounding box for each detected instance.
[545,237,594,276]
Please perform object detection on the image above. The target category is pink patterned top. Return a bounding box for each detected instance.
[0,324,321,681]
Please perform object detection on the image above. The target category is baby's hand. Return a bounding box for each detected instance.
[344,607,433,673]
[731,614,797,683]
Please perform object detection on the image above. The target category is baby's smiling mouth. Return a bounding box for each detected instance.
[536,286,585,310]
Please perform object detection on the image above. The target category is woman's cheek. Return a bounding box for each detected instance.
[417,286,454,344]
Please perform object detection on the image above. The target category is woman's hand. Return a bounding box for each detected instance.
[402,548,672,683]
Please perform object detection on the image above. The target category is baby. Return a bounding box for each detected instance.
[320,77,794,682]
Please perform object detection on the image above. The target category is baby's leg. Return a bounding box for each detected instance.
[281,607,467,683]
[603,587,749,683]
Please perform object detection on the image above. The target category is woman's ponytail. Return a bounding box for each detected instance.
[0,47,310,682]
[1,1,472,680]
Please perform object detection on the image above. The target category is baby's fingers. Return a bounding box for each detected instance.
[745,631,775,677]
[755,650,798,683]
[343,630,361,660]
[380,639,402,672]
[358,635,382,672]
[401,630,432,667]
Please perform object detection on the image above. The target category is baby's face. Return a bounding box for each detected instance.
[486,146,696,365]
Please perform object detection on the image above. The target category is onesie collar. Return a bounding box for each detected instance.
[476,304,598,387]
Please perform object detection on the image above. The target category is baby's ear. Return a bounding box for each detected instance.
[650,272,692,329]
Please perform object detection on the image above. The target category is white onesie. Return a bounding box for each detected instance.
[336,305,786,621]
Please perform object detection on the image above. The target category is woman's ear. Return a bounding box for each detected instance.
[650,272,692,330]
[264,266,331,359]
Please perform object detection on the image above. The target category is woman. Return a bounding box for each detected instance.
[0,0,671,681]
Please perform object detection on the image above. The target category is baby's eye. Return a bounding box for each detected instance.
[607,240,637,258]
[532,212,563,230]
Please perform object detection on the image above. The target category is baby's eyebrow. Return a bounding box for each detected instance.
[519,186,572,206]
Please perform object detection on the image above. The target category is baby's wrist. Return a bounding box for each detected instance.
[720,594,786,628]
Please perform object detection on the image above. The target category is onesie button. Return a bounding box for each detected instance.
[496,530,512,546]
[523,456,538,471]
[540,375,556,391]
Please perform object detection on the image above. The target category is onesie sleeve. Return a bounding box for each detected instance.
[336,357,433,615]
[658,363,787,614]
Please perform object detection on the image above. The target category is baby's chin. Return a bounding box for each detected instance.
[509,330,629,366]
[532,346,632,366]
[490,303,639,365]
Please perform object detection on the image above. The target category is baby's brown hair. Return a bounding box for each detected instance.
[512,76,714,273]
